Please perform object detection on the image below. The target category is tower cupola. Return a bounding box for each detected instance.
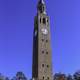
[37,0,46,14]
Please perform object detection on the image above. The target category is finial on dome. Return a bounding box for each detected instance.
[42,0,45,4]
[38,0,45,4]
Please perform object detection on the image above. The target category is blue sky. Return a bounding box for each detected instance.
[0,0,80,79]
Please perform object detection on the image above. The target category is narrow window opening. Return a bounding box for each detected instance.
[42,64,44,67]
[42,51,44,54]
[46,40,48,42]
[42,39,44,42]
[43,6,45,11]
[47,77,49,80]
[40,18,41,23]
[47,65,49,68]
[47,19,48,22]
[46,52,48,54]
[43,76,44,79]
[43,18,46,24]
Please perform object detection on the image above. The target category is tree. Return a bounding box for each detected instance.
[16,72,27,80]
[54,73,67,80]
[67,75,73,80]
[73,71,80,80]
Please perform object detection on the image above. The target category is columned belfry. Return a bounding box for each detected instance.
[32,0,53,80]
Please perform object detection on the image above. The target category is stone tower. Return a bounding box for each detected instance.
[32,0,53,80]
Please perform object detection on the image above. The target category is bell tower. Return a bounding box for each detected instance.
[32,0,53,80]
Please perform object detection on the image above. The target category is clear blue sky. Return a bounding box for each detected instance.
[0,0,80,79]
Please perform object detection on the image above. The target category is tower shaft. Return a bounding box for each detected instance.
[32,0,53,80]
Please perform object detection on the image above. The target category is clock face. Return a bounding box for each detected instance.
[41,28,48,35]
